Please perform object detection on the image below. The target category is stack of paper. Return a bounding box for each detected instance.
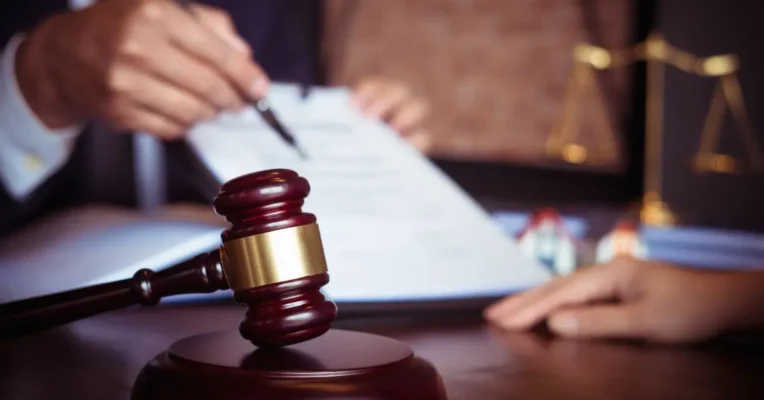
[186,84,550,302]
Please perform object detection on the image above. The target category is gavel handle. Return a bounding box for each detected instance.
[0,250,228,340]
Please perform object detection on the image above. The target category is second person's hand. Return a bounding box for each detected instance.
[351,76,432,152]
[484,257,764,343]
[16,0,268,139]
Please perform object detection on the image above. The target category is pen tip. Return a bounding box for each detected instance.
[296,146,309,160]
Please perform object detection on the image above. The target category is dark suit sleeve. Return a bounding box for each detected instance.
[0,175,52,238]
[0,0,71,237]
[255,1,323,85]
[0,1,70,46]
[0,185,20,235]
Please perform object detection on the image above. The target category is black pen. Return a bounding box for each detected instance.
[252,97,308,159]
[175,0,308,159]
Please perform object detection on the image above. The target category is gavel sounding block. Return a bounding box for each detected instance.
[131,169,446,399]
[132,329,446,399]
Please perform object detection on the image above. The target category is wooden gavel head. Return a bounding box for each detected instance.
[212,169,338,348]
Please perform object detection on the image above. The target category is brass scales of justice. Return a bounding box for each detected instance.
[546,32,764,227]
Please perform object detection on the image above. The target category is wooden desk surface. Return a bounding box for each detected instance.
[2,303,764,399]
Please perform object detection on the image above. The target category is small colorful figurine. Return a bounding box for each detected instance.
[517,208,577,276]
[595,220,648,263]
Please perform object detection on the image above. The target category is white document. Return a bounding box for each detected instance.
[0,205,225,303]
[186,84,551,302]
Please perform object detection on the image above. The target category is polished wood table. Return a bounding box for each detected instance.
[2,302,764,399]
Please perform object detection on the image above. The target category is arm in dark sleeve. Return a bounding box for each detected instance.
[0,1,70,46]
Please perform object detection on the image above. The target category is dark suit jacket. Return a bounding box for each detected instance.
[0,0,324,237]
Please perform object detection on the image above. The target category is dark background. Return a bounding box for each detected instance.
[658,0,764,232]
[30,0,764,235]
[438,0,764,233]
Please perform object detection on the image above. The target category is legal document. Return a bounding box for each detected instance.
[187,84,551,302]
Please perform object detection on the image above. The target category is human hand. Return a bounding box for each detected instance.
[484,257,764,343]
[16,0,267,139]
[351,76,432,152]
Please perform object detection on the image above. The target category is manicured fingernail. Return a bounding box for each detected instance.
[549,314,578,335]
[250,77,269,99]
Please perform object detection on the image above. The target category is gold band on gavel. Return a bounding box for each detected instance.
[219,223,328,291]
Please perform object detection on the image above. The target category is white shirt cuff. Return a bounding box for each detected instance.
[0,34,82,201]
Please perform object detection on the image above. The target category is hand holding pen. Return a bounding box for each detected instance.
[176,0,308,158]
[15,0,280,141]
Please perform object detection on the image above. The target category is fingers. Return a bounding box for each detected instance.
[188,3,252,57]
[353,78,412,118]
[484,264,630,331]
[352,78,431,149]
[160,2,269,99]
[140,42,245,111]
[106,100,186,140]
[104,66,217,136]
[406,130,434,152]
[483,277,571,324]
[360,83,411,119]
[123,69,218,126]
[389,99,429,134]
[547,304,644,339]
[128,108,186,139]
[352,79,384,112]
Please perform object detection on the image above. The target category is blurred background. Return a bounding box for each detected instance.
[326,0,634,169]
[31,0,764,234]
[322,0,764,233]
[3,3,764,396]
[3,0,764,302]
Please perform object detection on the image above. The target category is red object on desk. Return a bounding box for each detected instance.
[595,219,648,263]
[516,208,578,275]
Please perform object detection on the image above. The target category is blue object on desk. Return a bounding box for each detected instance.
[490,210,764,270]
[491,211,589,238]
[642,226,764,269]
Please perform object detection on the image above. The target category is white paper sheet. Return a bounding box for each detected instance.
[186,84,551,302]
[0,205,225,303]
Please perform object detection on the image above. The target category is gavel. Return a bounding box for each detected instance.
[0,168,338,347]
[0,168,449,399]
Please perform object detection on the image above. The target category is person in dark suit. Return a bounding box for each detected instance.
[0,0,430,236]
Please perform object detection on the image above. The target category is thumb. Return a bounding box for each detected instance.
[547,304,645,339]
